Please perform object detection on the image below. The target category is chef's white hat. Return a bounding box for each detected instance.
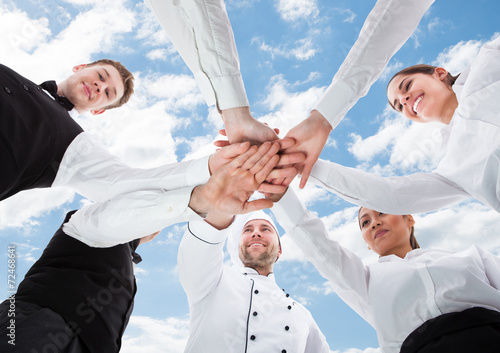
[226,210,280,267]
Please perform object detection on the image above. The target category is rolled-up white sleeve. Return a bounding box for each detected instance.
[52,132,210,203]
[62,186,203,247]
[315,0,435,129]
[310,159,470,214]
[144,0,249,110]
[272,188,374,325]
[178,219,228,305]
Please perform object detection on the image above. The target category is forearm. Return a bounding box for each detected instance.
[145,0,248,109]
[310,159,469,214]
[315,0,435,129]
[53,133,210,203]
[272,189,372,323]
[62,187,199,247]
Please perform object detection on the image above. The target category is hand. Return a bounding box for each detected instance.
[262,187,288,203]
[282,110,332,188]
[189,141,286,218]
[208,141,251,175]
[139,231,161,245]
[222,106,279,145]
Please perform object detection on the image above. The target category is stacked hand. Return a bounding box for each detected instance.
[190,142,298,229]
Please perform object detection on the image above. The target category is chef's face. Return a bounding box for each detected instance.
[239,220,281,269]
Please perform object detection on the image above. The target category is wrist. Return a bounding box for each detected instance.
[188,186,210,218]
[310,110,332,131]
[221,106,252,123]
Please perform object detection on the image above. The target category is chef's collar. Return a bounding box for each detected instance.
[239,266,276,279]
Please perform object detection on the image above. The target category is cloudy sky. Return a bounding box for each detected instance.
[1,0,500,352]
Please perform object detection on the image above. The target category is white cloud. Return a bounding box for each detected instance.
[332,348,381,353]
[347,107,444,173]
[253,37,317,61]
[276,0,319,23]
[121,316,189,353]
[0,188,75,231]
[380,61,403,82]
[0,0,136,84]
[333,8,356,23]
[259,74,327,134]
[433,37,491,75]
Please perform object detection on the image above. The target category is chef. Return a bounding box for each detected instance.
[178,208,331,353]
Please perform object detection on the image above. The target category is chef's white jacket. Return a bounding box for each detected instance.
[178,218,331,353]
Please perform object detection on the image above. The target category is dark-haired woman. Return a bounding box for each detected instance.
[307,36,500,214]
[271,189,500,353]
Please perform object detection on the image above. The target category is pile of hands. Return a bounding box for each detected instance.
[188,107,333,226]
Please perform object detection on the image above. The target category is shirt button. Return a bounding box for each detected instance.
[250,335,256,340]
[4,87,11,94]
[287,305,292,310]
[254,290,259,294]
[285,293,289,297]
[285,326,290,331]
[282,350,287,353]
[253,311,258,316]
[22,84,29,91]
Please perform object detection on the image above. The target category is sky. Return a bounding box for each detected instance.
[1,0,500,352]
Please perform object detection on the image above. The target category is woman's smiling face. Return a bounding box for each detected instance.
[387,67,457,125]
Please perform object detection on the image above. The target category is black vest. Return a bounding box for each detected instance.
[0,64,83,201]
[15,211,141,353]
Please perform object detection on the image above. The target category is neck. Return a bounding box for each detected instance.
[440,92,459,125]
[245,264,273,277]
[381,244,413,259]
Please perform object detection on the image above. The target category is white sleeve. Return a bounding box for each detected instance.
[62,186,202,247]
[314,0,435,129]
[310,159,470,214]
[144,0,249,110]
[477,246,500,291]
[304,314,331,353]
[52,132,210,203]
[177,219,228,305]
[272,188,374,326]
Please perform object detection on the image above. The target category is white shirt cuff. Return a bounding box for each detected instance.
[188,218,229,244]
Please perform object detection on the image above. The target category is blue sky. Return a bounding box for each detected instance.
[1,0,500,352]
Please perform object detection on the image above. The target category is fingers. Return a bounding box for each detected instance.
[299,161,313,189]
[277,137,295,150]
[218,129,227,136]
[230,144,260,169]
[277,152,306,166]
[257,182,287,194]
[267,166,297,180]
[254,154,280,183]
[221,141,251,159]
[214,140,230,148]
[241,142,278,171]
[241,198,274,214]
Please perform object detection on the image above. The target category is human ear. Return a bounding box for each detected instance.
[434,67,448,80]
[91,109,105,115]
[405,215,416,228]
[72,64,87,73]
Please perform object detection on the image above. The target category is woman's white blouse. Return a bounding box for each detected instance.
[273,189,500,353]
[310,36,500,214]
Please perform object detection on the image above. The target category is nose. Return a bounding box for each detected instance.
[251,232,262,238]
[93,80,105,93]
[371,219,381,229]
[402,94,410,106]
